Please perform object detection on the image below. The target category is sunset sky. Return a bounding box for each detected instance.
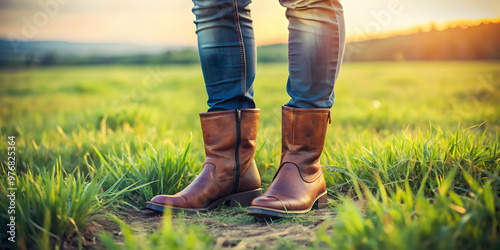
[0,0,499,46]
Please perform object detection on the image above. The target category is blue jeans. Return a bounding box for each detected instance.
[192,0,345,111]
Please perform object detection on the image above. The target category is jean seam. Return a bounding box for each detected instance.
[326,3,343,106]
[288,34,295,95]
[232,0,246,109]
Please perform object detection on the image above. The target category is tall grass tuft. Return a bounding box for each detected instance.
[0,158,145,249]
[315,168,500,249]
[92,139,197,207]
[323,125,499,198]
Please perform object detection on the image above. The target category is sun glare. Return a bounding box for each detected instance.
[346,17,500,43]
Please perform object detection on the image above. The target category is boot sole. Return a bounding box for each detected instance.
[142,188,262,214]
[247,190,328,219]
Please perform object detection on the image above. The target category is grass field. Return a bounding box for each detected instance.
[1,61,499,249]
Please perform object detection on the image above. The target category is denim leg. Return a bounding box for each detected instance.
[280,0,346,109]
[192,0,256,112]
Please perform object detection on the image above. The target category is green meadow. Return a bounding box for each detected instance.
[1,61,499,249]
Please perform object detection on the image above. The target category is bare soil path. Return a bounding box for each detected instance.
[86,201,344,249]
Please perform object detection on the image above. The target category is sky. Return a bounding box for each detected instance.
[0,0,499,46]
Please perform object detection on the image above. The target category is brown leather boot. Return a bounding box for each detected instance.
[248,106,330,218]
[144,109,262,213]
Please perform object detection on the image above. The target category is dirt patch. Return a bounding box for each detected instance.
[82,200,353,249]
[209,210,336,249]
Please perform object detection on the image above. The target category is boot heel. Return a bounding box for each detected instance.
[225,189,262,207]
[313,192,328,209]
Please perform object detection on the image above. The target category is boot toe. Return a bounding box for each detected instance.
[250,195,290,211]
[150,195,187,207]
[150,195,172,206]
[145,195,187,212]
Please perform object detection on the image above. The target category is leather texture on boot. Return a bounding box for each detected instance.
[248,106,330,218]
[145,109,261,212]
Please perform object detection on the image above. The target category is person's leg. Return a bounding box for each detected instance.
[248,0,345,218]
[193,0,257,112]
[143,0,261,214]
[284,0,345,108]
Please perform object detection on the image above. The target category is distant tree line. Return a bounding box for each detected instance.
[344,22,500,62]
[1,23,498,68]
[0,49,201,68]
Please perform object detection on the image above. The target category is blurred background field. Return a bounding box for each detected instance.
[1,61,499,249]
[1,61,499,174]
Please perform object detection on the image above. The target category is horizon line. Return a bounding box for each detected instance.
[1,18,498,47]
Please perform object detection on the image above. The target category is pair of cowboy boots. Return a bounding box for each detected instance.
[144,106,330,218]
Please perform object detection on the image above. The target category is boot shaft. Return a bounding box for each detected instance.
[281,106,330,179]
[200,109,260,180]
